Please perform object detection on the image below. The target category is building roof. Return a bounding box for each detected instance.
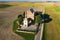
[24,7,45,20]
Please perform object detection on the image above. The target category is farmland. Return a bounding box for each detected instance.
[0,2,60,40]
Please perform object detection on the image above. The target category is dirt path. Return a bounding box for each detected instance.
[0,6,31,40]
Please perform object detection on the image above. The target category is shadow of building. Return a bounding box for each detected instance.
[42,14,52,23]
[36,13,52,34]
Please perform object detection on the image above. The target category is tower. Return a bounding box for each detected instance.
[23,11,28,28]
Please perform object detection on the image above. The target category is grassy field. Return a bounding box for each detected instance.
[16,32,35,40]
[45,5,60,40]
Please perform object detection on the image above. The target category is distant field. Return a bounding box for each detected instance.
[0,2,60,40]
[55,7,60,12]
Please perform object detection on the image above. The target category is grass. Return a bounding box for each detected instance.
[45,5,60,40]
[42,23,46,40]
[19,3,42,7]
[13,19,18,32]
[19,3,34,6]
[15,32,35,40]
[55,7,60,12]
[0,3,13,10]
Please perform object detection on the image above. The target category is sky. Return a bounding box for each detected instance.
[0,0,60,2]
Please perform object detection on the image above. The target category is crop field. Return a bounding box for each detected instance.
[0,2,60,40]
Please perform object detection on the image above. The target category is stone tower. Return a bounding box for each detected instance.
[23,11,28,28]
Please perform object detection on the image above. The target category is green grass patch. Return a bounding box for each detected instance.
[53,14,60,26]
[13,19,19,32]
[19,3,34,6]
[45,6,56,9]
[15,32,35,40]
[0,4,13,10]
[55,7,60,12]
[0,4,13,8]
[19,3,42,7]
[42,23,46,40]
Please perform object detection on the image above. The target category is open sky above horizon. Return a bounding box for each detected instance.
[0,0,60,2]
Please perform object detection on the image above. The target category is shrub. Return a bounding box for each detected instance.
[18,15,23,24]
[35,15,42,24]
[13,19,18,32]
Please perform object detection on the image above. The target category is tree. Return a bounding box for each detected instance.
[18,15,23,24]
[35,15,42,24]
[35,15,42,33]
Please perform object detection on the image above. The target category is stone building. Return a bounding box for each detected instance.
[20,7,44,29]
